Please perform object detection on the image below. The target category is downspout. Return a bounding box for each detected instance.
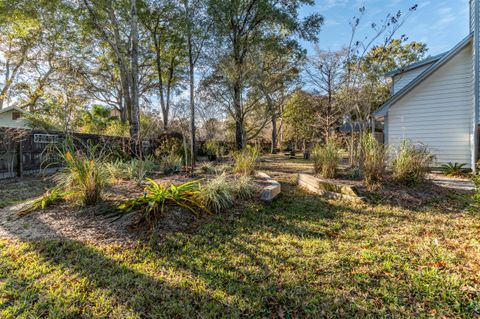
[474,0,479,173]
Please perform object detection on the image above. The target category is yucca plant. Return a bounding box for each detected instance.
[360,132,388,185]
[199,174,235,213]
[119,179,209,225]
[441,162,467,177]
[232,146,260,176]
[311,139,340,179]
[392,140,434,186]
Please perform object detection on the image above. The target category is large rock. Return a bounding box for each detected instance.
[297,173,364,203]
[256,172,281,203]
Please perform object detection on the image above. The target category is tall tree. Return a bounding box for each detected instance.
[81,0,141,138]
[207,0,323,149]
[305,48,347,141]
[180,0,210,169]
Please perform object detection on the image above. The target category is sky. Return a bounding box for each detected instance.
[300,0,470,56]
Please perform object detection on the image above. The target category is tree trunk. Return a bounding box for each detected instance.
[233,82,244,150]
[271,108,277,154]
[188,59,196,170]
[129,0,140,139]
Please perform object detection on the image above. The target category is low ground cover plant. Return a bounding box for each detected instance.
[392,140,434,186]
[311,138,340,179]
[441,162,467,177]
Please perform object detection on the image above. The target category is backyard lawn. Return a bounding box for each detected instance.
[1,159,480,318]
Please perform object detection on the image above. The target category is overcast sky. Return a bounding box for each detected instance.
[301,0,470,56]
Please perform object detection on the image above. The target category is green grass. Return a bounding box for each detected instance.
[0,178,54,209]
[1,168,480,318]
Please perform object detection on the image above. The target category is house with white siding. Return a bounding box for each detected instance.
[374,0,480,171]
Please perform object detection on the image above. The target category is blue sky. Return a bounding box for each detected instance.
[301,0,469,56]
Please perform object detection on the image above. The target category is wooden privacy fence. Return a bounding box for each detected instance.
[0,128,155,180]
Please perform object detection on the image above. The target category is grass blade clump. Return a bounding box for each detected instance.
[233,146,260,176]
[233,175,256,200]
[200,174,234,213]
[392,140,434,186]
[311,139,340,179]
[360,132,388,185]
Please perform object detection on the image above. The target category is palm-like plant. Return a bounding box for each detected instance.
[118,179,209,225]
[441,162,467,177]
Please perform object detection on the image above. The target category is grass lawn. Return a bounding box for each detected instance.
[1,165,480,318]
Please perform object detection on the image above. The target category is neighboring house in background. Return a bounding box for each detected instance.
[0,106,30,129]
[374,0,480,171]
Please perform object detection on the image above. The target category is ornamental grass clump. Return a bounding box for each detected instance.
[360,132,388,185]
[233,146,260,176]
[233,175,256,200]
[103,157,157,184]
[311,139,340,179]
[199,174,235,213]
[56,139,107,206]
[391,140,434,186]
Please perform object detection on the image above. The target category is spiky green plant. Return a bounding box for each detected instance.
[18,187,66,216]
[58,140,106,205]
[160,152,182,175]
[311,139,340,179]
[441,162,467,177]
[232,146,260,176]
[119,179,209,225]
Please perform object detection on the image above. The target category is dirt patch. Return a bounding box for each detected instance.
[0,173,264,244]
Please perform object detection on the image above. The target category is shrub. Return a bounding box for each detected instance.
[233,176,256,200]
[119,179,208,224]
[233,146,260,176]
[205,140,221,157]
[200,174,234,213]
[360,132,388,185]
[441,162,467,177]
[391,140,434,186]
[311,139,340,179]
[154,136,183,158]
[160,152,182,175]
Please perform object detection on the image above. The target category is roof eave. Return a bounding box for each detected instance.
[374,33,474,119]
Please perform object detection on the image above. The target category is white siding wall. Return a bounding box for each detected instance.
[392,63,434,94]
[387,43,474,166]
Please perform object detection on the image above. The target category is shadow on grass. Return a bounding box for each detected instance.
[2,181,478,318]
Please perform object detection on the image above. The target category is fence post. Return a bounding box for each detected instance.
[16,140,23,178]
